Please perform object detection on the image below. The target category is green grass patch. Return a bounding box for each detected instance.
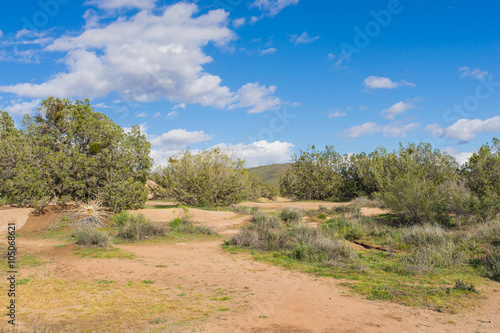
[72,246,135,259]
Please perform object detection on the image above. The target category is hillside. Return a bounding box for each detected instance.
[247,163,291,188]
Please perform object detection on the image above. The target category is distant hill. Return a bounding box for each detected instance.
[247,163,291,188]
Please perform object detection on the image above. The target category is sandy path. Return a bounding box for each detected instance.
[116,241,499,333]
[0,207,32,235]
[133,208,249,235]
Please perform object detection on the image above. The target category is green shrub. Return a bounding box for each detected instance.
[280,207,304,224]
[116,213,167,241]
[73,227,111,247]
[321,216,365,241]
[158,148,259,206]
[453,279,478,293]
[482,249,500,279]
[169,217,216,235]
[279,146,344,201]
[111,211,131,226]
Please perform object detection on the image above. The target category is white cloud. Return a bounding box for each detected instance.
[444,147,473,165]
[149,129,213,149]
[153,112,161,118]
[94,102,111,108]
[363,76,415,89]
[0,30,3,38]
[4,99,41,116]
[215,140,295,168]
[345,121,420,138]
[328,110,347,118]
[381,101,417,120]
[231,82,281,114]
[0,3,236,108]
[250,0,300,16]
[136,112,146,117]
[290,32,319,45]
[172,103,186,110]
[233,18,246,28]
[424,124,444,137]
[86,0,157,10]
[458,67,488,80]
[427,116,500,142]
[0,3,283,114]
[166,111,179,119]
[260,47,277,55]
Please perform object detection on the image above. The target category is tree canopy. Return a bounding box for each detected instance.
[0,97,153,212]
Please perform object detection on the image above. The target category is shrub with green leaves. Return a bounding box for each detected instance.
[116,213,168,241]
[73,227,111,247]
[169,217,216,235]
[482,249,500,279]
[280,207,304,224]
[279,146,344,201]
[158,148,268,206]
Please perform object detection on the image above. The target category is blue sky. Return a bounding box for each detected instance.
[0,0,499,167]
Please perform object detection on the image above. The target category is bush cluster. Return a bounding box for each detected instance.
[228,211,354,265]
[280,140,500,225]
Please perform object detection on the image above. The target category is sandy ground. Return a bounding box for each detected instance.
[1,203,499,332]
[0,207,32,235]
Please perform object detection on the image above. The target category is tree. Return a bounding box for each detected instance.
[280,146,344,201]
[461,138,500,221]
[0,97,153,212]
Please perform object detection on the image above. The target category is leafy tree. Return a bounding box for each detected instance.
[0,97,153,212]
[461,138,500,221]
[280,146,344,201]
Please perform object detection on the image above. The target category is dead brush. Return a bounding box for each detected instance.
[70,200,108,228]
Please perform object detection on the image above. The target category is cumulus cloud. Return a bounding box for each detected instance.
[426,116,500,142]
[290,32,319,45]
[149,129,213,150]
[4,99,41,116]
[231,83,281,114]
[363,76,415,89]
[345,121,420,138]
[381,100,418,120]
[86,0,157,10]
[0,3,282,114]
[458,67,488,80]
[250,0,300,16]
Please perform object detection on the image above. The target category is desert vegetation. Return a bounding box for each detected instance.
[0,98,152,212]
[280,140,500,226]
[150,147,279,206]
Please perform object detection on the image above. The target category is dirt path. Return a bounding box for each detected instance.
[0,207,32,235]
[117,241,499,333]
[3,205,499,332]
